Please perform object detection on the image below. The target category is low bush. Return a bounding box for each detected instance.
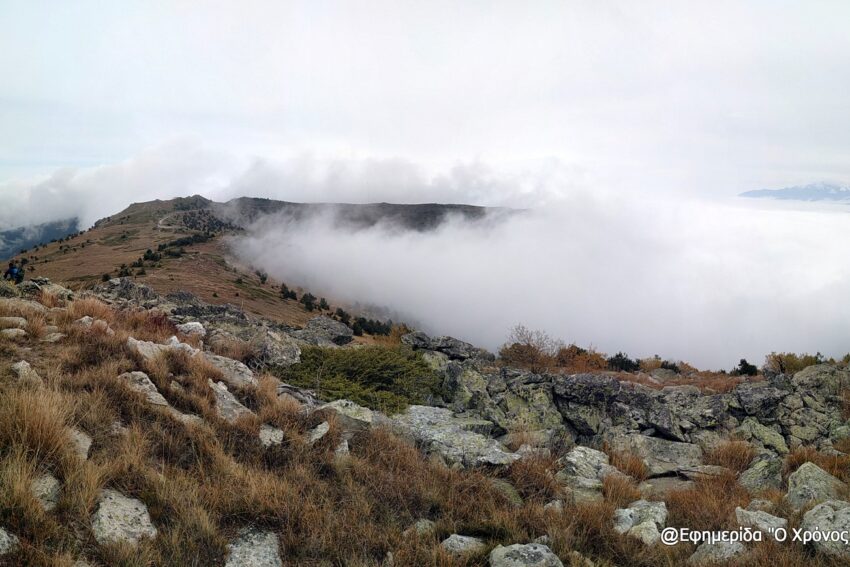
[275,346,442,413]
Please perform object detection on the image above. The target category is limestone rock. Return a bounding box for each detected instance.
[31,473,61,511]
[225,528,283,567]
[0,527,18,555]
[292,316,353,346]
[0,316,27,329]
[735,507,786,534]
[319,399,378,434]
[70,428,92,460]
[687,541,745,565]
[259,425,284,447]
[176,321,206,337]
[208,380,254,423]
[440,534,486,554]
[613,500,667,545]
[1,328,27,340]
[392,405,519,468]
[202,352,256,388]
[785,462,846,510]
[489,543,564,567]
[11,360,43,386]
[557,446,614,481]
[800,500,850,559]
[91,489,157,546]
[607,434,702,477]
[119,372,168,406]
[307,421,330,445]
[738,453,783,493]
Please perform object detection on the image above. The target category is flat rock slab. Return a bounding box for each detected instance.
[208,380,254,423]
[0,317,27,329]
[119,372,169,406]
[1,328,27,340]
[440,534,486,554]
[91,489,157,546]
[801,500,850,559]
[785,462,845,510]
[489,543,564,567]
[202,352,256,388]
[225,529,283,567]
[608,434,702,477]
[392,405,519,468]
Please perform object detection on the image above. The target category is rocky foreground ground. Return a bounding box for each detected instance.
[1,278,849,566]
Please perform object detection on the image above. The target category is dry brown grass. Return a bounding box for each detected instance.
[117,308,177,342]
[210,336,258,365]
[666,473,750,531]
[602,474,642,508]
[63,296,115,325]
[703,440,756,473]
[603,445,648,481]
[842,389,850,421]
[783,446,850,483]
[36,289,61,309]
[506,455,562,503]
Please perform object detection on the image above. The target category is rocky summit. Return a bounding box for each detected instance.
[1,277,849,566]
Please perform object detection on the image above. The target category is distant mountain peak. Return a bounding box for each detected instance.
[740,181,850,202]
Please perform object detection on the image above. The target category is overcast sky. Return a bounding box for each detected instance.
[3,0,850,223]
[2,1,850,366]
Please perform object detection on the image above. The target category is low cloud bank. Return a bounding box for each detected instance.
[232,196,850,370]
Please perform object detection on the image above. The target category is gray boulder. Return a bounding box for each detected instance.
[489,543,564,567]
[259,425,284,448]
[292,316,353,346]
[208,380,254,423]
[738,453,783,493]
[0,527,18,555]
[31,473,61,511]
[0,317,27,329]
[613,500,667,545]
[734,382,787,418]
[392,405,519,468]
[225,528,283,567]
[91,489,158,546]
[11,360,43,387]
[735,506,786,534]
[800,500,850,559]
[687,541,745,565]
[202,352,256,388]
[606,434,702,477]
[119,372,169,406]
[176,321,206,337]
[441,534,486,554]
[785,462,846,510]
[70,428,92,460]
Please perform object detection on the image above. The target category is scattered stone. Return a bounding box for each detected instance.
[176,321,206,337]
[392,405,519,468]
[489,543,564,567]
[292,316,354,346]
[224,528,283,567]
[800,500,850,559]
[31,473,61,511]
[557,446,616,481]
[785,462,846,510]
[127,336,197,362]
[0,316,27,329]
[613,500,667,545]
[607,434,702,477]
[203,352,256,388]
[319,399,379,434]
[259,425,285,447]
[738,453,783,493]
[1,328,27,340]
[0,527,18,555]
[208,380,254,423]
[10,360,43,386]
[404,519,436,537]
[70,428,92,460]
[440,534,486,555]
[687,541,745,565]
[307,421,330,445]
[746,499,775,513]
[90,489,157,546]
[735,506,786,534]
[0,298,46,313]
[119,372,169,406]
[41,332,66,343]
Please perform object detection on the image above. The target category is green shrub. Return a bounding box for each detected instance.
[607,352,639,372]
[275,346,442,413]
